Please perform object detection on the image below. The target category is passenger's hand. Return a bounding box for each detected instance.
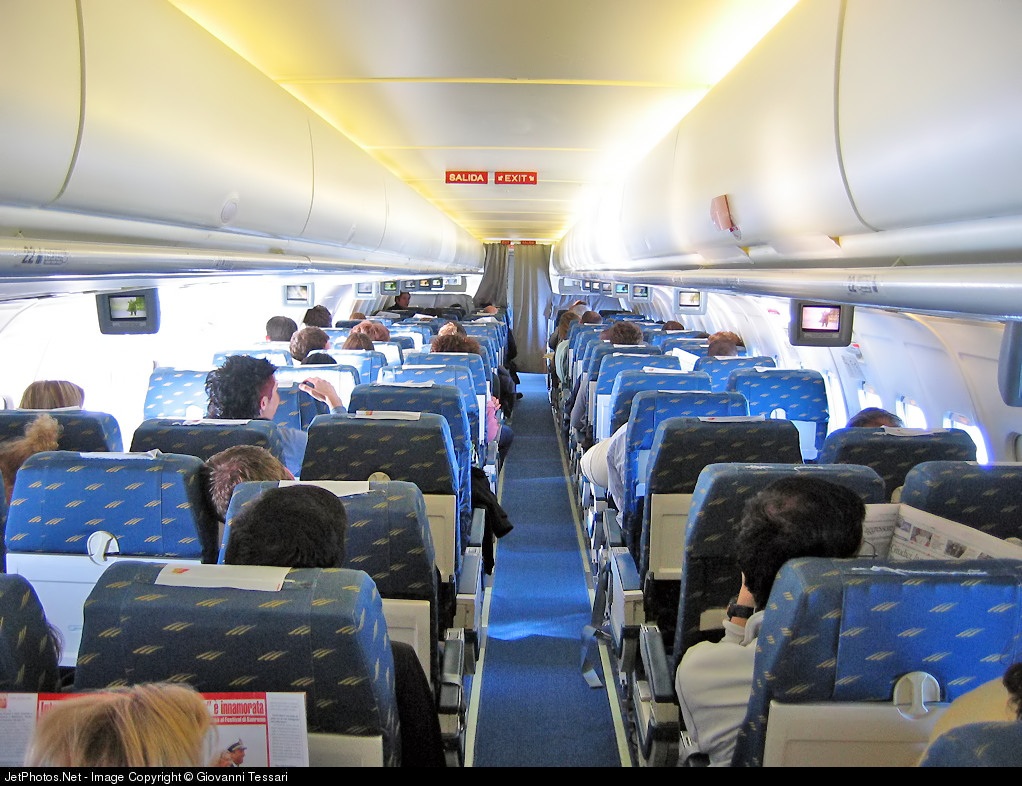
[299,377,343,410]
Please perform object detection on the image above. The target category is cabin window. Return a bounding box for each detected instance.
[895,397,927,429]
[822,370,847,432]
[944,412,989,464]
[857,383,883,411]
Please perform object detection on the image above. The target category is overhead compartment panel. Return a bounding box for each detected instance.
[0,0,81,207]
[839,0,1022,230]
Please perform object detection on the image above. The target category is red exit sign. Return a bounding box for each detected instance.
[495,171,537,185]
[446,171,488,184]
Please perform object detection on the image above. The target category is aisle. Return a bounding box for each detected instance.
[466,373,629,767]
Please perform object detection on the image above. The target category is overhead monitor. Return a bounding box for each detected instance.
[600,282,612,293]
[430,277,444,290]
[381,280,398,294]
[402,280,417,290]
[788,300,854,347]
[96,288,161,335]
[676,289,707,315]
[631,284,650,301]
[282,283,314,307]
[614,283,629,296]
[581,281,592,291]
[355,282,374,296]
[443,276,463,286]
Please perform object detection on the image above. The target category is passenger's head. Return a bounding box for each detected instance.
[0,413,60,504]
[349,311,366,320]
[24,682,214,767]
[580,310,603,325]
[600,320,643,345]
[302,305,332,328]
[431,333,482,356]
[341,332,374,351]
[203,445,293,522]
[557,311,581,339]
[352,320,390,341]
[265,316,298,343]
[736,476,865,608]
[706,338,739,357]
[438,321,467,337]
[224,484,348,568]
[664,320,685,331]
[1004,663,1022,720]
[395,291,411,309]
[289,327,330,362]
[302,351,338,365]
[19,380,85,410]
[205,356,278,421]
[846,407,905,428]
[569,301,588,316]
[708,330,744,347]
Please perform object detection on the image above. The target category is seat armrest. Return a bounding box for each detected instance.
[638,624,676,704]
[469,507,486,547]
[630,623,680,766]
[456,547,484,667]
[439,628,467,767]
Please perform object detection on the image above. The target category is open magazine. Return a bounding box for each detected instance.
[859,503,1022,561]
[0,691,308,767]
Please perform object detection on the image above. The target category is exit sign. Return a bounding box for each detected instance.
[495,171,538,185]
[446,170,489,184]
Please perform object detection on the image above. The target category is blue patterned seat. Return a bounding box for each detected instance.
[329,350,388,385]
[212,345,293,366]
[660,337,711,357]
[0,573,60,692]
[4,450,216,667]
[726,367,831,459]
[0,409,123,452]
[221,479,441,690]
[592,353,682,441]
[143,367,212,421]
[818,427,979,501]
[274,364,361,426]
[607,370,713,436]
[129,417,284,462]
[300,413,464,595]
[619,391,752,558]
[76,561,401,767]
[379,364,482,455]
[348,383,474,537]
[647,330,708,348]
[901,461,1022,540]
[733,556,1022,767]
[693,355,776,392]
[919,721,1022,767]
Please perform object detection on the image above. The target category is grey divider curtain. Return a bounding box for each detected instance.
[509,243,553,374]
[474,244,509,308]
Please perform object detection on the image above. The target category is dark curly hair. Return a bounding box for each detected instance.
[289,327,329,362]
[600,320,643,345]
[205,355,277,419]
[431,333,483,357]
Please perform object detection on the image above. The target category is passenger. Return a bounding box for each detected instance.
[341,332,374,351]
[438,320,467,337]
[0,413,60,504]
[570,320,644,441]
[550,311,581,390]
[663,320,685,331]
[19,380,85,409]
[706,336,739,356]
[202,444,293,545]
[351,319,391,342]
[204,355,345,477]
[302,351,338,365]
[707,330,744,347]
[265,315,298,343]
[846,407,905,428]
[394,291,411,310]
[24,682,215,767]
[301,304,332,328]
[223,484,446,767]
[674,476,866,766]
[289,326,331,363]
[918,661,1022,766]
[349,311,366,320]
[430,333,513,465]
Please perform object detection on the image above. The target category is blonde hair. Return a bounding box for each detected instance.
[19,381,85,410]
[25,683,214,767]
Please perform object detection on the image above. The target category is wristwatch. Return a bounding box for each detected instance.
[726,597,756,620]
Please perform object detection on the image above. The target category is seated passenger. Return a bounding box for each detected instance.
[674,476,865,766]
[224,485,446,767]
[351,319,391,342]
[302,304,332,328]
[0,413,60,504]
[19,380,85,409]
[25,682,215,767]
[202,444,293,542]
[846,407,905,428]
[265,315,298,343]
[205,355,345,477]
[341,332,375,351]
[570,320,644,441]
[289,326,331,363]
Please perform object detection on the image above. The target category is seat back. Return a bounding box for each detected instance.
[671,462,886,667]
[607,370,713,436]
[408,352,489,398]
[274,364,360,421]
[222,479,439,688]
[378,365,482,452]
[0,573,60,691]
[900,461,1022,540]
[647,330,708,348]
[4,450,216,666]
[212,346,293,367]
[143,367,212,420]
[301,413,461,585]
[129,418,284,463]
[348,384,473,541]
[328,350,388,384]
[726,367,830,459]
[76,561,401,767]
[818,427,979,500]
[593,354,682,440]
[373,341,404,366]
[619,391,751,556]
[693,355,776,391]
[0,409,123,452]
[919,721,1022,767]
[733,556,1022,767]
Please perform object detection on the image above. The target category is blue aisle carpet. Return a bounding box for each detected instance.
[470,373,623,767]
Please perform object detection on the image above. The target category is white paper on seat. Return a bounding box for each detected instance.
[353,410,422,420]
[155,563,289,591]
